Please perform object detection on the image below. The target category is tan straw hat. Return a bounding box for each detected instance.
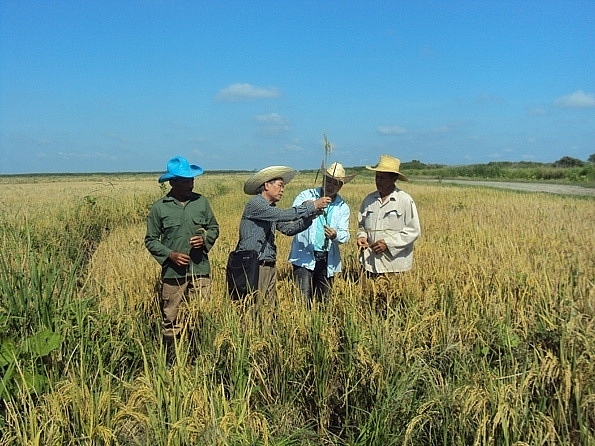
[365,154,408,181]
[321,162,357,184]
[243,165,297,195]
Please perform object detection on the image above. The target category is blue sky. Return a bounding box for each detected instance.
[1,0,594,174]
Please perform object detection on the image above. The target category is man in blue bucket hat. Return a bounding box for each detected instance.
[145,156,220,364]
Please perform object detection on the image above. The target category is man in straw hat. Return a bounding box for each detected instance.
[288,162,356,305]
[234,166,331,309]
[145,156,220,364]
[357,155,421,311]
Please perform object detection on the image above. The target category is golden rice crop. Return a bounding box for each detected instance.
[0,173,593,445]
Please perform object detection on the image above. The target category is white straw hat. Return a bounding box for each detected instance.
[243,166,296,195]
[321,162,357,184]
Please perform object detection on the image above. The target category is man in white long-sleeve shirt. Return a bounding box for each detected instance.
[357,155,421,310]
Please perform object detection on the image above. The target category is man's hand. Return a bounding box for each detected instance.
[357,236,369,250]
[370,239,388,254]
[189,235,205,249]
[324,225,337,240]
[168,251,191,266]
[313,196,331,211]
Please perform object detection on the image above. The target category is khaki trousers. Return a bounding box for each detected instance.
[240,264,277,320]
[161,276,210,339]
[257,264,277,300]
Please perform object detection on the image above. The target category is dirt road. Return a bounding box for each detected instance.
[420,179,595,197]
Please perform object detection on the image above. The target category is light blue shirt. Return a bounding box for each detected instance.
[288,187,350,277]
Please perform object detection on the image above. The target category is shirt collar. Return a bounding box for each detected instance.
[374,188,399,201]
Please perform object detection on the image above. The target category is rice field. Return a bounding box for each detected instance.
[0,172,593,445]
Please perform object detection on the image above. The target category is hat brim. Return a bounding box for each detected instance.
[244,166,296,195]
[365,165,408,181]
[322,171,357,184]
[158,165,204,183]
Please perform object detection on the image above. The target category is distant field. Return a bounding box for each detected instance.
[420,178,595,196]
[2,157,594,186]
[1,173,593,445]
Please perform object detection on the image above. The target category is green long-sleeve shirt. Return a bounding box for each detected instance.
[145,192,219,279]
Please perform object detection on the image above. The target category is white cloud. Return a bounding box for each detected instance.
[254,113,290,133]
[554,90,595,109]
[55,151,117,161]
[377,125,406,135]
[431,125,450,134]
[215,83,281,102]
[527,107,547,116]
[189,136,206,144]
[106,132,128,143]
[255,113,283,123]
[282,142,304,152]
[476,93,505,105]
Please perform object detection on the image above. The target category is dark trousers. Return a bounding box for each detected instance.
[293,252,333,304]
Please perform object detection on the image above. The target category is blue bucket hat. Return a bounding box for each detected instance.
[158,156,204,183]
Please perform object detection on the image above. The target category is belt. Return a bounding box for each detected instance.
[313,250,328,261]
[260,260,276,267]
[163,275,209,285]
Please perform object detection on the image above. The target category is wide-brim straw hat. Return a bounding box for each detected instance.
[321,162,357,184]
[365,154,408,181]
[243,166,297,195]
[158,156,204,183]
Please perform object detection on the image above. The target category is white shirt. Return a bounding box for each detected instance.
[357,187,421,273]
